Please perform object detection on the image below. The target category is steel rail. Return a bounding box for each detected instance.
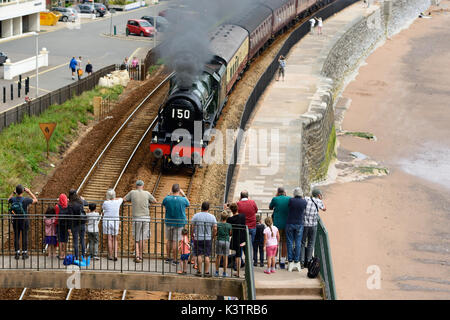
[77,72,174,194]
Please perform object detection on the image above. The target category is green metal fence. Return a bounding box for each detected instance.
[315,216,337,300]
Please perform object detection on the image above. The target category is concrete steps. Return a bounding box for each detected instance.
[254,267,324,300]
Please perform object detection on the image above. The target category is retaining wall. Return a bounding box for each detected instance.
[299,0,432,192]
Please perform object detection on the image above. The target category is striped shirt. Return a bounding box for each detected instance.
[303,197,324,227]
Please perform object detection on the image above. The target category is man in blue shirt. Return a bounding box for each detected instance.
[162,183,189,265]
[286,187,307,272]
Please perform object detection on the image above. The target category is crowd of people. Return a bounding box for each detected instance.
[7,180,326,278]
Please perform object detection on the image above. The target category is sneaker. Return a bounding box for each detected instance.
[172,260,179,266]
[292,262,301,272]
[253,262,257,267]
[94,256,100,261]
[264,269,271,274]
[271,268,276,273]
[288,262,294,272]
[165,258,173,264]
[280,262,286,269]
[22,252,29,260]
[15,253,20,260]
[222,272,227,278]
[260,262,264,267]
[215,271,219,277]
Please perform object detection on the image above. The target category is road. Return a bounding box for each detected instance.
[0,1,170,113]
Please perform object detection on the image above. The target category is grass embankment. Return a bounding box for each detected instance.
[310,126,337,182]
[0,85,123,198]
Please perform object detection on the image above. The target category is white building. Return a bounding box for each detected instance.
[0,0,45,40]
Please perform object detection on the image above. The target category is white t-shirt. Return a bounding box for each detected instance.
[102,198,123,221]
[264,225,279,247]
[86,211,101,233]
[309,19,316,27]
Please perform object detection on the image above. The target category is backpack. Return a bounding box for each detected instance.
[307,256,320,279]
[63,254,75,266]
[9,198,26,216]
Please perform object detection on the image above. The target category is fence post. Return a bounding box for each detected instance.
[10,84,13,101]
[3,87,5,103]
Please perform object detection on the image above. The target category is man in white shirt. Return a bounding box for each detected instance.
[309,18,316,33]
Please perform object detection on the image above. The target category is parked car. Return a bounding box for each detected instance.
[0,52,8,66]
[93,3,108,17]
[140,16,169,32]
[51,7,77,22]
[74,4,96,15]
[126,19,156,37]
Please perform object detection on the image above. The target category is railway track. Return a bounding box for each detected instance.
[19,288,72,300]
[77,73,173,200]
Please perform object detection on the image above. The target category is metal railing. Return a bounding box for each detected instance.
[0,199,251,281]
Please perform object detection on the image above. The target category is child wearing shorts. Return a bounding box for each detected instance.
[178,228,190,274]
[264,216,280,274]
[215,212,232,277]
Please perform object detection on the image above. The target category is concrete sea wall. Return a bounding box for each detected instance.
[299,0,432,192]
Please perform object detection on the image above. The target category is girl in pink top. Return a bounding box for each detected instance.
[44,206,57,257]
[178,228,191,274]
[264,216,280,274]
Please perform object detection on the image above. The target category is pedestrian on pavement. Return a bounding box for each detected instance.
[123,180,156,263]
[276,55,286,81]
[85,60,93,76]
[8,185,37,260]
[77,56,83,80]
[86,203,101,260]
[237,190,258,252]
[120,57,128,70]
[55,193,69,260]
[301,188,327,268]
[309,18,316,34]
[102,189,123,261]
[253,215,265,267]
[315,17,323,35]
[286,187,307,272]
[68,189,88,260]
[191,201,217,277]
[226,203,246,277]
[69,57,78,80]
[269,187,290,269]
[44,206,57,258]
[131,56,139,68]
[263,216,279,274]
[215,211,232,277]
[162,183,189,266]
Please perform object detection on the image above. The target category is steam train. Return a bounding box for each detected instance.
[150,0,332,170]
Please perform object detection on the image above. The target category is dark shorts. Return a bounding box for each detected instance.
[45,236,57,246]
[180,253,190,261]
[278,67,285,77]
[193,240,212,257]
[71,67,76,72]
[58,225,69,243]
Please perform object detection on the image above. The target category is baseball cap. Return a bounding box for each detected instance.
[136,180,144,186]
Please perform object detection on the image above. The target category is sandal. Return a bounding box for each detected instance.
[193,265,198,270]
[195,271,202,277]
[177,270,186,274]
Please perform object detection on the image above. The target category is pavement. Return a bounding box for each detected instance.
[231,3,370,209]
[0,2,169,113]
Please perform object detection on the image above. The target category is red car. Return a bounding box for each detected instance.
[126,19,156,37]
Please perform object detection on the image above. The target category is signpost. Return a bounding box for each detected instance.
[39,123,57,159]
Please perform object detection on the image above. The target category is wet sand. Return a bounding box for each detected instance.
[321,3,450,299]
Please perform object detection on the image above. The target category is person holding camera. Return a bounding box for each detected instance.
[8,184,37,260]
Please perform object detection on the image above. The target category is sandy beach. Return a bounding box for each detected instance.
[320,2,450,299]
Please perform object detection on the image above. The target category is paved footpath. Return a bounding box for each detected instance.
[230,2,375,299]
[231,3,372,208]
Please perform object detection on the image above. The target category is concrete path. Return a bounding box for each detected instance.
[231,3,370,209]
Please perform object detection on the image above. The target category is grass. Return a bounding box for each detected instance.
[310,125,337,182]
[0,85,123,198]
[148,58,165,76]
[344,131,375,140]
[357,166,389,175]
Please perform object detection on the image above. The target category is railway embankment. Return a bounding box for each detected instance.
[300,0,432,191]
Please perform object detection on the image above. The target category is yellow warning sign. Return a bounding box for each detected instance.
[39,123,57,142]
